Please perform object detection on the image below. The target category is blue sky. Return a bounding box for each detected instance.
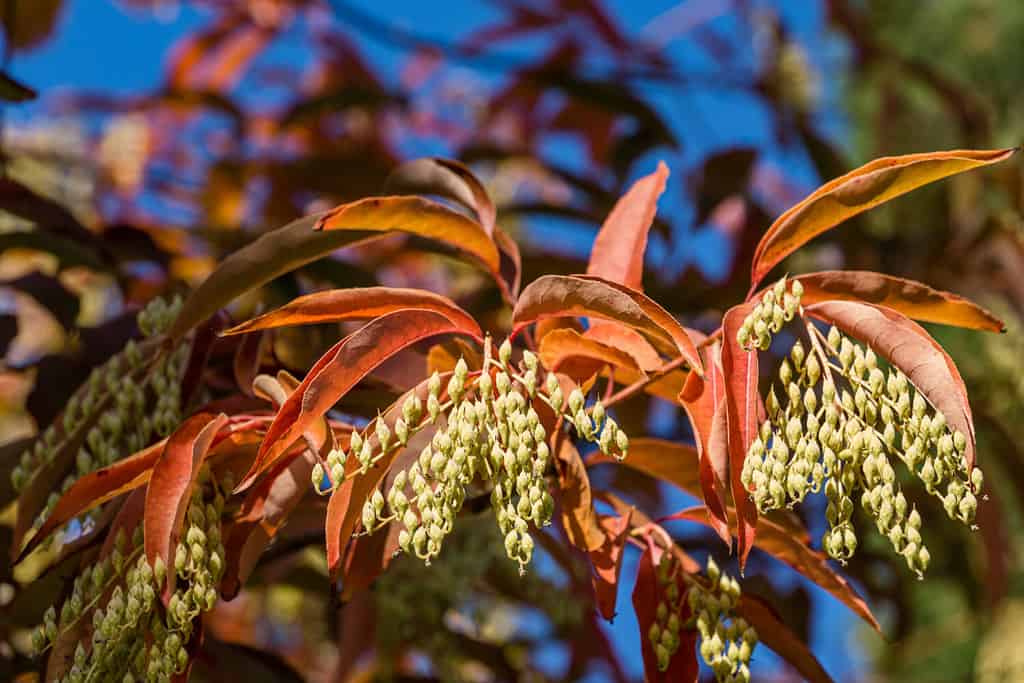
[5,1,876,680]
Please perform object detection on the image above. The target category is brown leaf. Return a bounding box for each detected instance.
[557,438,606,552]
[590,510,632,620]
[145,412,229,595]
[168,213,376,340]
[750,147,1017,290]
[737,594,835,683]
[513,274,702,375]
[678,344,731,544]
[220,286,481,339]
[805,301,977,468]
[721,302,761,570]
[589,437,701,498]
[793,270,1004,332]
[385,157,496,236]
[664,506,880,631]
[586,161,668,290]
[240,309,479,489]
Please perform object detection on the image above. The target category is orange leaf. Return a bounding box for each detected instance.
[589,437,701,498]
[240,310,478,489]
[631,543,699,683]
[220,286,481,339]
[586,160,669,290]
[145,413,229,594]
[678,344,731,545]
[557,438,606,552]
[16,440,165,562]
[750,147,1017,291]
[513,274,703,376]
[664,506,880,631]
[539,327,642,378]
[591,509,632,621]
[721,303,761,570]
[738,594,835,683]
[792,270,1004,332]
[315,195,504,291]
[805,301,977,469]
[385,157,496,236]
[584,323,662,371]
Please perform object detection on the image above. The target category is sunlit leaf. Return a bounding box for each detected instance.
[750,147,1017,291]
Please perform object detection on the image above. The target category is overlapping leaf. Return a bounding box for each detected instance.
[241,309,479,489]
[793,270,1003,332]
[806,301,977,468]
[513,274,702,375]
[720,302,761,569]
[145,412,229,593]
[557,438,605,552]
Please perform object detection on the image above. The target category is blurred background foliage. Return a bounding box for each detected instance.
[0,1,1021,681]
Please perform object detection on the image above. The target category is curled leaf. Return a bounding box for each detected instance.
[557,438,606,552]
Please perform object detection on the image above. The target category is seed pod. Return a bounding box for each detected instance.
[311,463,324,489]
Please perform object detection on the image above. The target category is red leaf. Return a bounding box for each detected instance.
[557,438,606,552]
[145,412,229,594]
[220,286,481,339]
[513,274,703,376]
[678,344,731,545]
[805,301,977,469]
[721,303,762,570]
[584,323,662,371]
[591,510,632,620]
[793,270,1004,332]
[240,309,479,490]
[631,543,699,683]
[586,161,669,290]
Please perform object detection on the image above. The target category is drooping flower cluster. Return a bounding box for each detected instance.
[690,557,757,683]
[738,282,984,575]
[11,296,188,529]
[737,277,804,351]
[316,337,628,574]
[33,469,226,682]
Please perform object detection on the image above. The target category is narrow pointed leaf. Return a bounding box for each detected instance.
[315,195,502,284]
[678,344,731,544]
[145,413,229,591]
[17,441,165,562]
[792,270,1003,332]
[664,506,879,631]
[632,543,699,682]
[557,438,606,552]
[721,302,761,569]
[385,157,496,236]
[586,161,669,290]
[806,301,976,468]
[591,509,632,621]
[750,147,1017,290]
[221,286,481,338]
